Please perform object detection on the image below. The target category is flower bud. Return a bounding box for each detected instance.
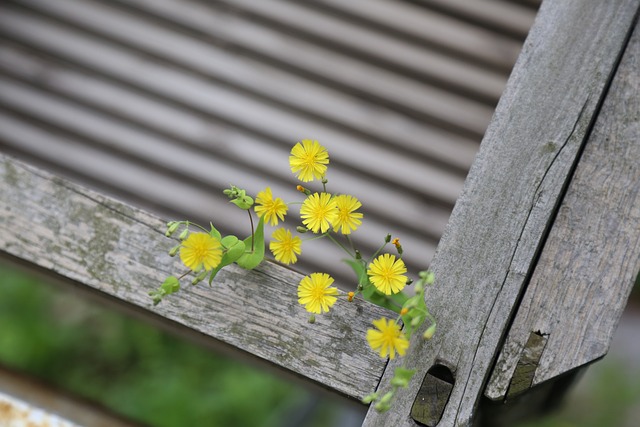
[296,226,309,233]
[168,244,180,257]
[384,234,392,243]
[296,185,311,195]
[178,228,189,241]
[165,221,180,237]
[347,292,355,302]
[192,269,208,285]
[308,314,316,324]
[400,307,409,316]
[423,323,437,340]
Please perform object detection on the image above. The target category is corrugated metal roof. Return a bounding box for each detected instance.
[0,0,538,284]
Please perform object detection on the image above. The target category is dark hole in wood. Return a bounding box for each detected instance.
[411,363,455,427]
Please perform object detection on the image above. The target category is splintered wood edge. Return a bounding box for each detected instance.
[363,1,640,426]
[485,17,640,401]
[0,154,394,401]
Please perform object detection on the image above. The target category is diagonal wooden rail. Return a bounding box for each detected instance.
[0,152,394,402]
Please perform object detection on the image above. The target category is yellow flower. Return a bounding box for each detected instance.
[254,187,288,226]
[297,272,338,314]
[332,194,363,234]
[367,254,407,295]
[289,139,329,182]
[269,228,302,264]
[179,232,223,271]
[367,317,409,360]
[300,192,337,234]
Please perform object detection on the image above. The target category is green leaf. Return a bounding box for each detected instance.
[221,235,239,248]
[208,238,246,285]
[343,258,366,282]
[160,276,180,294]
[236,216,265,269]
[393,367,415,384]
[209,222,222,240]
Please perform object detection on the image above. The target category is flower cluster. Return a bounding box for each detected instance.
[151,139,436,413]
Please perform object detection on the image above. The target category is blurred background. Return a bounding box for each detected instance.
[1,0,638,426]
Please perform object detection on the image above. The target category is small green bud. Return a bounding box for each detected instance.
[192,269,208,285]
[405,278,413,286]
[165,221,180,237]
[374,391,394,412]
[168,244,180,257]
[149,289,166,306]
[321,177,328,185]
[296,226,308,233]
[308,314,316,324]
[419,270,435,285]
[178,228,189,240]
[411,316,424,327]
[361,393,379,404]
[230,195,254,210]
[384,234,392,243]
[161,276,181,294]
[355,249,362,260]
[423,323,437,340]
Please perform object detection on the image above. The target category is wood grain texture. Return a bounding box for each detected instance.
[486,18,640,401]
[0,154,394,401]
[363,1,640,426]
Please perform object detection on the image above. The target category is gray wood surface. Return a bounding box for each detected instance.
[0,154,394,401]
[486,18,640,401]
[362,1,640,426]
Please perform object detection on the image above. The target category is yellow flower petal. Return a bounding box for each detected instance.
[297,272,338,314]
[289,139,329,182]
[254,187,288,226]
[300,192,337,234]
[332,194,363,235]
[367,254,407,295]
[366,317,409,360]
[179,232,223,271]
[269,228,302,264]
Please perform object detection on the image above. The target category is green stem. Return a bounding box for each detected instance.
[327,233,355,258]
[247,210,255,252]
[368,239,389,264]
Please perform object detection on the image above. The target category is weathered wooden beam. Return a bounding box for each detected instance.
[486,16,640,402]
[363,1,640,426]
[0,153,393,401]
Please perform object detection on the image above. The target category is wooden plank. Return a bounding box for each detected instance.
[0,7,467,205]
[486,18,640,401]
[0,154,394,400]
[3,0,479,171]
[91,0,495,136]
[204,0,508,102]
[362,1,640,425]
[413,0,537,40]
[310,0,524,72]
